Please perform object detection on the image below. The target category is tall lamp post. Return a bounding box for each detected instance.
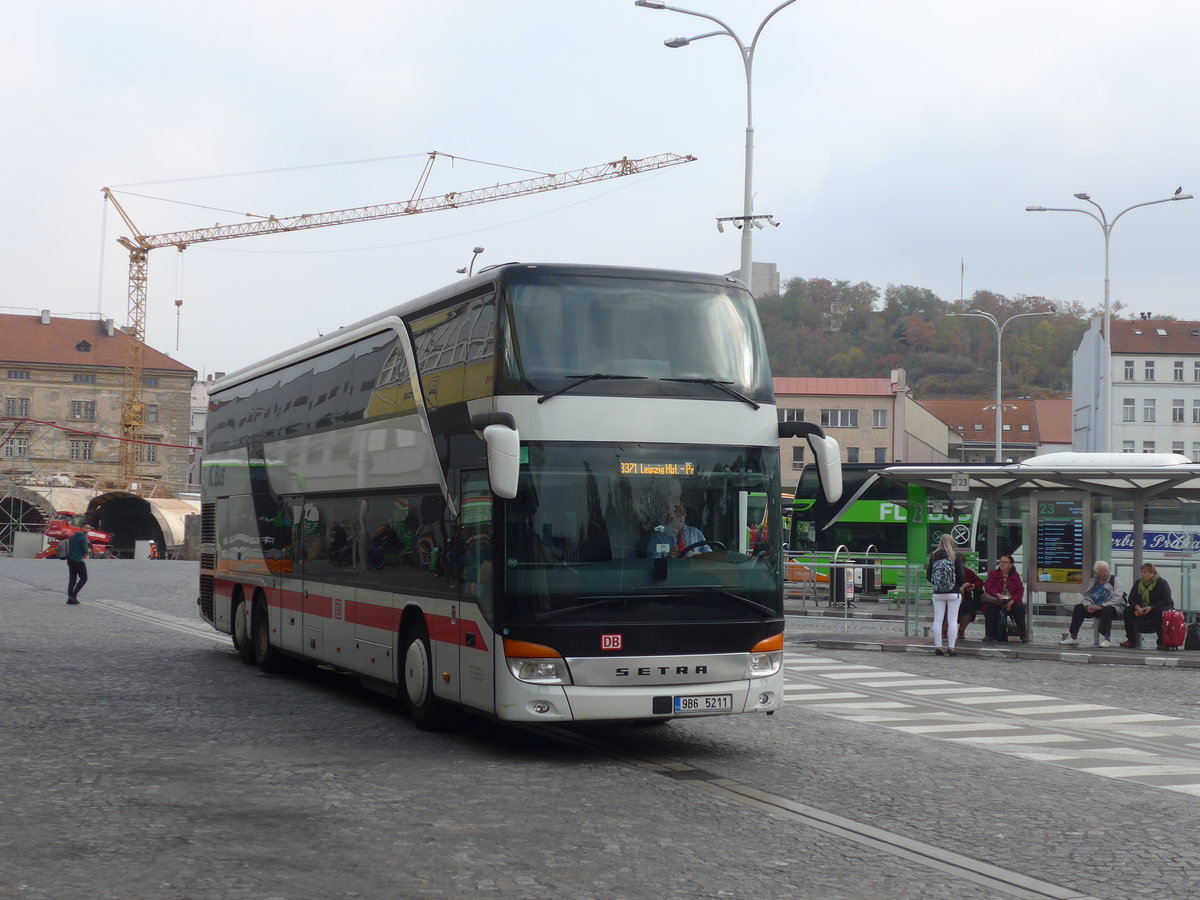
[948,309,1054,462]
[1025,190,1192,452]
[635,0,795,292]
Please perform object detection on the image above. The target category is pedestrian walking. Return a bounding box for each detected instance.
[66,529,89,605]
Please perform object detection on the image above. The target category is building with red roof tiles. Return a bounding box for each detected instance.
[1073,317,1200,458]
[0,310,196,509]
[917,398,1072,463]
[773,370,958,480]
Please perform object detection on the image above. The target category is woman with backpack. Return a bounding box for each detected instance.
[926,533,965,656]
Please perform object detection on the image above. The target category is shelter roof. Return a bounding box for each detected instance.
[876,452,1200,501]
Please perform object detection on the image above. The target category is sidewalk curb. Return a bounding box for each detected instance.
[788,635,1200,668]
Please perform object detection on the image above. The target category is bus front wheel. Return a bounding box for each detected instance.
[401,618,452,731]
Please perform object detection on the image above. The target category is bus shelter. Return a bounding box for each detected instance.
[875,452,1200,634]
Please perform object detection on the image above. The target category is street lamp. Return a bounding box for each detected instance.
[455,246,485,276]
[1025,190,1192,451]
[635,0,796,293]
[947,309,1054,462]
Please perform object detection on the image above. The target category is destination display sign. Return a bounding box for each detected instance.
[619,460,696,477]
[1035,496,1085,586]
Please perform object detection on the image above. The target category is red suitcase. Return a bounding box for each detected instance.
[1161,609,1186,650]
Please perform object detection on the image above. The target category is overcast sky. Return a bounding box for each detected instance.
[5,1,1199,379]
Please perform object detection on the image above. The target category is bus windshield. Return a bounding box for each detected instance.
[499,442,782,625]
[498,273,772,401]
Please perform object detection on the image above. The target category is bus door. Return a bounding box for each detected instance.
[275,494,306,654]
[456,471,496,713]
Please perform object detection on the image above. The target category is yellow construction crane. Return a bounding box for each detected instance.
[101,151,696,485]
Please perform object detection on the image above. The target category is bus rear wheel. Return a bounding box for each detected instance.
[401,618,452,731]
[253,598,283,674]
[232,595,255,664]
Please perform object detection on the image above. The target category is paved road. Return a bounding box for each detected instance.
[3,560,1198,899]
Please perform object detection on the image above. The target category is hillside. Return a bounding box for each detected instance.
[754,277,1102,399]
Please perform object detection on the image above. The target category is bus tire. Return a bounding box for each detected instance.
[232,593,256,664]
[401,618,452,731]
[253,597,283,674]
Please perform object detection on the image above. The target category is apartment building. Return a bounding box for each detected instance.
[774,370,956,480]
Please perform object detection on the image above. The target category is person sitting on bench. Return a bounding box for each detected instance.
[982,554,1026,642]
[1059,560,1125,648]
[1121,562,1174,649]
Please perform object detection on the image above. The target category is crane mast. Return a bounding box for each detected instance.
[102,151,696,485]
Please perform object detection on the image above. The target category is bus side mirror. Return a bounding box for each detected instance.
[779,422,842,504]
[482,424,520,500]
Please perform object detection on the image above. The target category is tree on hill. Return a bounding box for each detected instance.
[755,278,1087,399]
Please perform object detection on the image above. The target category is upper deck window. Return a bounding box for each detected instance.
[498,274,771,401]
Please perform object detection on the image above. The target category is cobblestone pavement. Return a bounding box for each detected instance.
[2,560,1197,898]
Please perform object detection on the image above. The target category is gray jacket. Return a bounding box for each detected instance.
[1080,573,1126,610]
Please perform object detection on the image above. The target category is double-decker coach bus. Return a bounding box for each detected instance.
[199,263,841,728]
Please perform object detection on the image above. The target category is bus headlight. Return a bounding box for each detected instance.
[746,633,784,678]
[503,638,572,685]
[747,650,782,678]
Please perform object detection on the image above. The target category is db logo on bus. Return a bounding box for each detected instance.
[601,634,623,651]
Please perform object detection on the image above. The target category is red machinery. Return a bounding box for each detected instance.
[36,512,112,559]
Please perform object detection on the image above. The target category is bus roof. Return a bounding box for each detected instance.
[210,263,745,391]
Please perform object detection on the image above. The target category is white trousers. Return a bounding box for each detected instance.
[932,593,962,648]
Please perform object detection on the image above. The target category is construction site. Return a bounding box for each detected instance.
[0,151,695,560]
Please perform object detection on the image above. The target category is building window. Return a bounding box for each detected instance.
[846,447,859,463]
[1175,361,1185,382]
[1194,361,1200,382]
[1002,424,1011,431]
[874,447,887,463]
[1145,361,1155,381]
[1144,399,1156,422]
[1124,360,1135,380]
[791,446,805,469]
[5,397,30,417]
[68,440,93,461]
[134,441,159,463]
[1194,400,1200,424]
[1143,441,1156,453]
[1122,441,1135,453]
[3,436,28,458]
[143,377,160,387]
[779,408,804,423]
[1173,441,1185,455]
[147,404,159,424]
[1021,424,1030,431]
[1122,398,1136,422]
[72,373,97,384]
[70,400,96,421]
[872,409,887,428]
[973,424,984,432]
[1174,400,1186,423]
[820,409,858,428]
[7,370,29,380]
[1194,442,1200,463]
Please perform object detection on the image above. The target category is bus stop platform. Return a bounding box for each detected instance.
[784,611,1200,668]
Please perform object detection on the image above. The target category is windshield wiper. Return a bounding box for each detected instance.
[533,589,774,622]
[663,377,759,410]
[537,373,647,404]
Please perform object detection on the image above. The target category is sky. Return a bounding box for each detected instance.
[5,1,1200,380]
